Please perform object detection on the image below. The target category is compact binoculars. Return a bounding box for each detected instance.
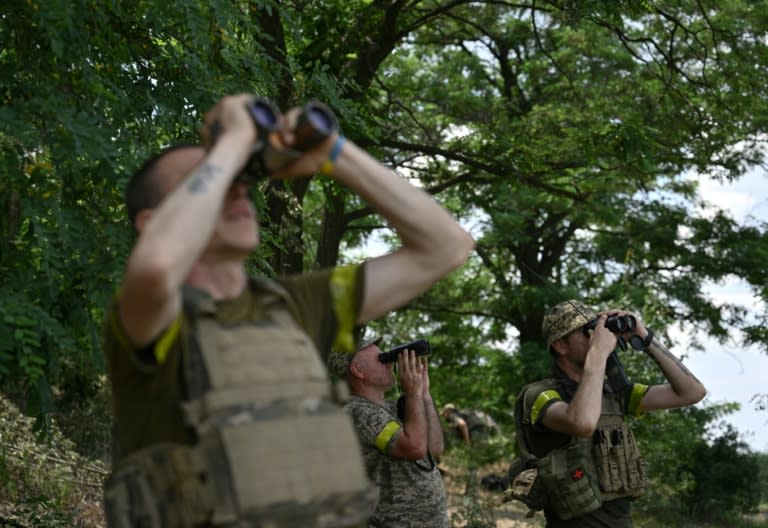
[244,98,338,177]
[582,314,637,335]
[583,314,653,352]
[212,97,339,179]
[378,339,432,363]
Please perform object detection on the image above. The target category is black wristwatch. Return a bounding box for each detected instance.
[629,328,654,351]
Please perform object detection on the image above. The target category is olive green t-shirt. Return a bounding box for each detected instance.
[104,265,364,463]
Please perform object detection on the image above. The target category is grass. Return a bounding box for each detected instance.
[0,393,107,527]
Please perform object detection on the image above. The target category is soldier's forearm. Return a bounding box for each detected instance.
[646,338,706,400]
[423,395,444,454]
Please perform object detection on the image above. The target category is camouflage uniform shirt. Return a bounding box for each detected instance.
[345,396,449,528]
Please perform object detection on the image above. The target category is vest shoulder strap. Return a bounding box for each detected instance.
[181,284,215,316]
[248,276,302,323]
[180,277,299,321]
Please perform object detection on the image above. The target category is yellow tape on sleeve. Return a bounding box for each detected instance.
[108,290,180,366]
[154,316,182,365]
[530,389,562,424]
[374,421,402,453]
[628,383,649,418]
[330,265,359,354]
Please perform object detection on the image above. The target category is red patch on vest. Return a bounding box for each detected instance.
[572,468,585,480]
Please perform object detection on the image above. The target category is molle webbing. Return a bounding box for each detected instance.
[587,413,647,500]
[105,279,376,527]
[577,394,648,501]
[103,443,213,527]
[179,280,374,524]
[103,437,377,528]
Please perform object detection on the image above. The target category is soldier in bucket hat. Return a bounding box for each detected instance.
[329,336,449,528]
[509,300,707,527]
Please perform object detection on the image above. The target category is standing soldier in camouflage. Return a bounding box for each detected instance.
[102,94,474,527]
[512,300,706,527]
[328,337,449,528]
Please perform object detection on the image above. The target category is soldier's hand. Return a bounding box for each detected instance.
[269,107,339,180]
[200,94,258,151]
[588,314,617,360]
[421,358,431,396]
[397,349,424,397]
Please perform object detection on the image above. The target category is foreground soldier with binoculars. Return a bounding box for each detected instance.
[508,300,707,527]
[101,94,474,527]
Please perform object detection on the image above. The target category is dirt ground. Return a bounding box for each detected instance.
[442,460,546,528]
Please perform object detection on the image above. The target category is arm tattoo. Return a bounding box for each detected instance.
[648,338,701,383]
[185,162,221,193]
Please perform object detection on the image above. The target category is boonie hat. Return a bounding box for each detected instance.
[327,335,382,378]
[541,300,597,348]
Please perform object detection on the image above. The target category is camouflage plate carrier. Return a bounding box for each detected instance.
[506,379,648,520]
[103,279,376,527]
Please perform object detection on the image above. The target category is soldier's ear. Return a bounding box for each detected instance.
[349,359,364,379]
[551,339,568,357]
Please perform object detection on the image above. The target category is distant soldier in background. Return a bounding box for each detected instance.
[441,403,499,446]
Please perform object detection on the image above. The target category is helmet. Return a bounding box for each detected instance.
[541,300,597,348]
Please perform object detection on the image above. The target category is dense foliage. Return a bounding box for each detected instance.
[1,0,767,523]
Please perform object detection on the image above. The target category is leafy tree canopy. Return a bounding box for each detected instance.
[1,6,767,517]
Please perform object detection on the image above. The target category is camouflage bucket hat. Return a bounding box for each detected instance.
[327,335,382,378]
[541,300,597,348]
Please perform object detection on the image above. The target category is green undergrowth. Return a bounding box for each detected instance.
[0,393,108,527]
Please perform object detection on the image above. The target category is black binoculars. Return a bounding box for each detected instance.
[378,339,432,363]
[213,97,338,179]
[582,314,636,335]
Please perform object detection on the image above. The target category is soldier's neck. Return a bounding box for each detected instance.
[186,260,248,301]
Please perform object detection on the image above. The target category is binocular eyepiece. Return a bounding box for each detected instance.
[582,314,636,335]
[243,97,338,178]
[211,97,339,180]
[378,339,432,363]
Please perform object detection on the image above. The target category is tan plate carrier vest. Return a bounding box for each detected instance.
[104,280,377,527]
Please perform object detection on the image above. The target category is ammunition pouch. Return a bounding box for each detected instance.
[504,457,547,515]
[536,442,603,520]
[592,422,647,500]
[103,443,212,528]
[104,410,378,527]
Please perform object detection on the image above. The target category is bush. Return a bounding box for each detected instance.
[684,424,762,521]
